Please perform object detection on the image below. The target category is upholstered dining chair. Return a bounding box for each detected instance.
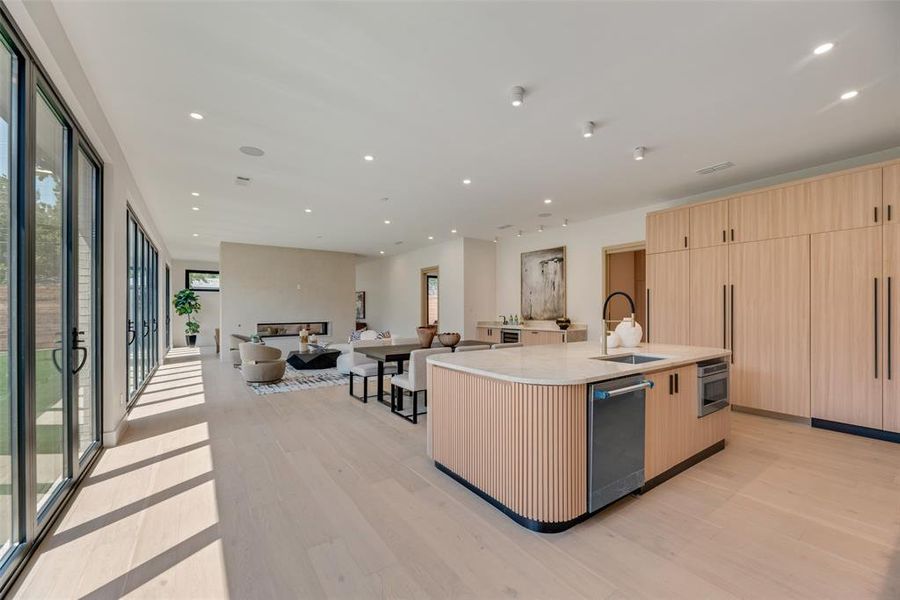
[239,342,286,383]
[491,342,523,349]
[390,347,451,424]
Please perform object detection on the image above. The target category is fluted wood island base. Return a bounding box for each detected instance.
[426,342,731,532]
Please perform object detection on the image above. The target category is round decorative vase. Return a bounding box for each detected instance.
[606,331,621,349]
[416,325,437,348]
[555,317,571,331]
[615,318,643,348]
[438,332,461,348]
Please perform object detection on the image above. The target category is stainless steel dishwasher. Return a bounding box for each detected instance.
[588,374,653,512]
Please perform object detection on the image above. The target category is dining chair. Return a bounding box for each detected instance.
[390,347,451,423]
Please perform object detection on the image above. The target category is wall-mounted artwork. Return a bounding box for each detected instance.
[355,291,366,320]
[521,246,566,320]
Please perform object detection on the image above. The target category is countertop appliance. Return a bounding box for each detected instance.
[588,374,651,512]
[697,359,729,417]
[500,328,520,344]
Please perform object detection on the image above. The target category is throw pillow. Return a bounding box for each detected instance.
[349,329,365,342]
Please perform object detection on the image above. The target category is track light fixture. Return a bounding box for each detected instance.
[633,146,646,161]
[582,121,594,138]
[510,86,525,107]
[562,218,568,227]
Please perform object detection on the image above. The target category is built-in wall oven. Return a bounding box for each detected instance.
[697,359,729,417]
[501,328,521,344]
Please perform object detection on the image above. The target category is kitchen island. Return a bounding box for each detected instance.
[426,342,730,532]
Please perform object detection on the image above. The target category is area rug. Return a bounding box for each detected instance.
[247,366,349,396]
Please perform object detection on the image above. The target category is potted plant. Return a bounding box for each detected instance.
[173,288,202,347]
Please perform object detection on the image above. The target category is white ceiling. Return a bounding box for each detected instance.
[53,1,900,261]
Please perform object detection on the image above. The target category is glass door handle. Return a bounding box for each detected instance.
[127,320,136,345]
[71,327,88,374]
[142,321,150,337]
[152,318,158,333]
[51,340,63,373]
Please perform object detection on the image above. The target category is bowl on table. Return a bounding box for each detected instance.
[438,332,461,348]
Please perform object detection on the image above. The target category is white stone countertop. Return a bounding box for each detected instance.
[475,321,587,332]
[428,341,730,385]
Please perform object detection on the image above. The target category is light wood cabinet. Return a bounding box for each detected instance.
[644,364,728,480]
[522,330,563,345]
[729,183,809,243]
[810,227,883,429]
[476,326,501,345]
[646,208,689,254]
[808,168,883,232]
[646,250,690,345]
[884,223,900,433]
[689,245,728,349]
[689,200,729,248]
[885,164,900,224]
[729,236,811,417]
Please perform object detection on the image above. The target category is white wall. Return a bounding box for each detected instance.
[8,1,173,444]
[171,260,220,348]
[219,242,357,354]
[355,237,497,340]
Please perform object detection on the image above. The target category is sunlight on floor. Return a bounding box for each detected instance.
[11,348,228,599]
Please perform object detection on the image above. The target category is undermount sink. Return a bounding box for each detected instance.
[592,354,666,365]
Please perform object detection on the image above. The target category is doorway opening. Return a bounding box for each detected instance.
[421,267,439,327]
[602,243,647,328]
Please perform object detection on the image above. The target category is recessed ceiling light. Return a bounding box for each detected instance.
[379,250,385,255]
[428,235,434,240]
[538,225,544,233]
[813,42,835,55]
[189,112,204,120]
[192,233,199,237]
[191,192,200,197]
[840,90,858,100]
[364,155,374,161]
[451,229,457,234]
[582,121,594,138]
[384,219,391,224]
[305,208,312,213]
[544,198,552,204]
[493,237,498,243]
[192,206,200,211]
[633,146,646,161]
[462,179,471,185]
[239,145,265,157]
[510,86,525,107]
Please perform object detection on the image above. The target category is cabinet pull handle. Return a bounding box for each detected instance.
[730,284,735,364]
[646,288,651,343]
[875,206,879,223]
[674,372,679,394]
[889,205,894,222]
[722,230,726,243]
[875,277,879,379]
[722,284,727,349]
[730,228,735,242]
[668,374,673,395]
[889,277,893,381]
[684,236,688,248]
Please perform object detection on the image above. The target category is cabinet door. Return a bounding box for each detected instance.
[885,164,900,225]
[646,250,690,344]
[883,224,899,432]
[728,183,809,243]
[808,168,883,232]
[522,330,559,345]
[729,236,810,417]
[647,208,690,254]
[477,327,501,344]
[690,245,728,348]
[811,227,883,429]
[690,200,729,249]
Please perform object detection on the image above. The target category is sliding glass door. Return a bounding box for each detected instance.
[125,211,158,405]
[0,14,104,590]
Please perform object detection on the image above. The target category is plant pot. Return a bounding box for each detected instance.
[416,325,437,348]
[185,334,197,347]
[438,332,461,348]
[556,317,571,331]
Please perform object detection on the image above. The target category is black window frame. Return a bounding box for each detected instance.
[185,269,220,292]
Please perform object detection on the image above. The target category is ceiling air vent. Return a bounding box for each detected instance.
[497,224,512,230]
[696,161,735,175]
[235,176,252,186]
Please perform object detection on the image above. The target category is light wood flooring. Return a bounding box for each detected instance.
[10,347,900,599]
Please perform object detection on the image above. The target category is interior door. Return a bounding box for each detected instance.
[646,250,690,344]
[811,227,883,429]
[690,245,728,348]
[729,236,811,417]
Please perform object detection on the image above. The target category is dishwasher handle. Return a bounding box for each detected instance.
[592,379,654,400]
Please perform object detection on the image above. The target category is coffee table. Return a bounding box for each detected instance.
[286,348,341,370]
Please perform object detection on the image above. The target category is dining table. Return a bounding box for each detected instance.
[358,340,487,408]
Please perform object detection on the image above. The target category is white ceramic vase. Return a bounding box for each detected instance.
[606,331,621,349]
[615,318,643,348]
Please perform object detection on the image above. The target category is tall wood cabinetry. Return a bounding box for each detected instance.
[646,161,897,429]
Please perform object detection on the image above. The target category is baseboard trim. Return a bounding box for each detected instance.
[102,416,129,446]
[811,419,900,444]
[731,404,811,424]
[639,440,726,494]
